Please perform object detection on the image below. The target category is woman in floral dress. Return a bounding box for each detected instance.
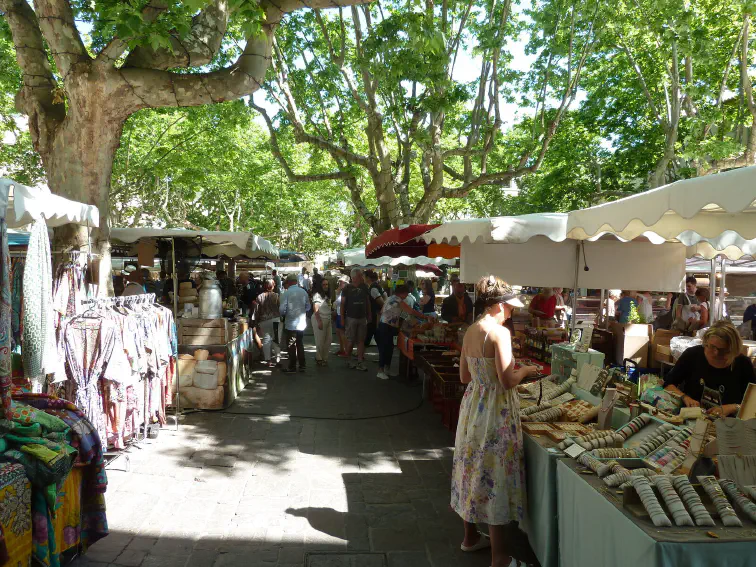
[451,275,539,567]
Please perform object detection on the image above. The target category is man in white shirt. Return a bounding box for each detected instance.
[280,274,311,373]
[298,267,311,293]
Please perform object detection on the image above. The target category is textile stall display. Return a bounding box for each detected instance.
[50,294,177,451]
[0,179,112,567]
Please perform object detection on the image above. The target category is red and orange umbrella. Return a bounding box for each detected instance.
[365,224,460,259]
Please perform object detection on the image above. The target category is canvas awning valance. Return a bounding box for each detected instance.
[0,178,99,229]
[110,228,279,261]
[566,166,756,259]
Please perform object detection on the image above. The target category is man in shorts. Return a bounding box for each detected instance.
[341,268,372,371]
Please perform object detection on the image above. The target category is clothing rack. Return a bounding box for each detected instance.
[80,293,156,307]
[79,292,163,469]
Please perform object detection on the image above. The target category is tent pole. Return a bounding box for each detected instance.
[710,258,717,324]
[719,258,727,321]
[570,242,580,339]
[172,238,180,432]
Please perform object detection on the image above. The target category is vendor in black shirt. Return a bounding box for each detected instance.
[664,321,756,418]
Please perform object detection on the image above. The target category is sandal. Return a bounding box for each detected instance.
[460,533,490,552]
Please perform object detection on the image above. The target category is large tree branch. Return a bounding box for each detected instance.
[1,0,64,155]
[617,38,663,125]
[33,0,88,78]
[124,1,230,70]
[250,100,358,183]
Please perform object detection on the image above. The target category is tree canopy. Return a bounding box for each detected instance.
[2,0,756,255]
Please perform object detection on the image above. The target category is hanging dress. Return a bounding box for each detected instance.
[450,340,526,525]
[64,318,117,451]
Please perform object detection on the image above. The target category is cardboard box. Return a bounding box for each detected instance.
[655,344,673,364]
[650,329,680,368]
[610,322,651,367]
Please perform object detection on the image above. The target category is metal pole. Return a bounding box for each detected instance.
[570,242,580,339]
[599,289,606,328]
[710,258,717,324]
[172,238,180,432]
[719,258,727,321]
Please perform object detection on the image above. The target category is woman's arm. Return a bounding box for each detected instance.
[399,301,430,319]
[699,305,709,327]
[493,327,537,389]
[664,383,700,407]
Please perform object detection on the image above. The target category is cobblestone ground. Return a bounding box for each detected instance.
[71,339,492,567]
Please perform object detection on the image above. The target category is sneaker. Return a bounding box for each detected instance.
[347,360,358,369]
[338,352,349,358]
[298,367,306,373]
[377,372,389,380]
[356,362,368,372]
[281,367,296,374]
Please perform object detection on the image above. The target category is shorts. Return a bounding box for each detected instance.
[335,315,344,330]
[345,316,367,344]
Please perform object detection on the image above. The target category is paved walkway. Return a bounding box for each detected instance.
[72,340,492,567]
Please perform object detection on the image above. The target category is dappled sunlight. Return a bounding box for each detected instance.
[71,337,487,567]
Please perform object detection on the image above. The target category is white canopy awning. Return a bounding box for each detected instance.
[421,213,685,290]
[110,228,279,260]
[338,247,452,268]
[566,166,756,259]
[422,213,568,244]
[0,178,100,228]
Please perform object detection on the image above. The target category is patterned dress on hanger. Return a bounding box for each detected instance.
[64,318,117,451]
[450,355,525,525]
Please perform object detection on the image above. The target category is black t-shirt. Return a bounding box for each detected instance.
[664,345,755,405]
[369,282,384,321]
[342,283,370,319]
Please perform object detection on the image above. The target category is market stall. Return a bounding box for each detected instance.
[0,178,110,567]
[556,458,756,567]
[110,228,279,411]
[566,164,756,323]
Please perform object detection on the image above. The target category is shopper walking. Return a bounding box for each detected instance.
[451,275,539,567]
[280,274,310,373]
[334,276,349,357]
[253,279,281,367]
[311,278,334,366]
[364,270,385,348]
[376,285,431,380]
[341,268,371,372]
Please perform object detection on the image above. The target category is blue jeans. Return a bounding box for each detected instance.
[377,322,398,369]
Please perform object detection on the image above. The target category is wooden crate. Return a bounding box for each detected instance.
[179,318,227,346]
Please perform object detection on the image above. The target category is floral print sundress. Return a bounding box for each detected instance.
[450,355,525,525]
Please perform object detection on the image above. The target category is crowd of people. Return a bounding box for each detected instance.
[228,267,439,378]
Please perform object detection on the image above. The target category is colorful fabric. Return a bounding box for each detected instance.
[0,462,32,567]
[22,219,56,391]
[451,356,525,525]
[11,258,23,352]
[12,394,108,548]
[0,218,12,420]
[32,466,84,567]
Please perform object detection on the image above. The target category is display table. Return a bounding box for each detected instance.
[524,434,561,567]
[397,331,455,361]
[523,385,634,567]
[176,328,254,409]
[556,459,756,567]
